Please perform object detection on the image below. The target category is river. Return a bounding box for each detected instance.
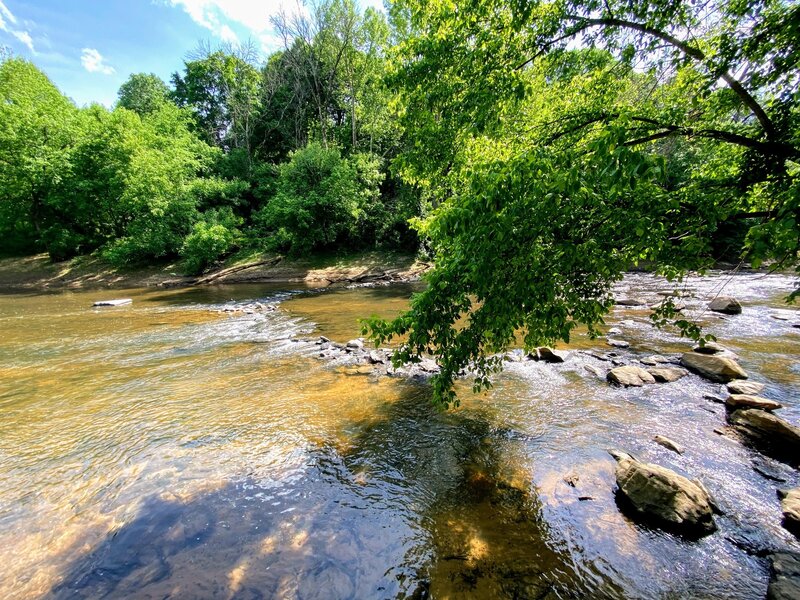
[0,272,798,599]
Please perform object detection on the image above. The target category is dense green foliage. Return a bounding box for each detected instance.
[365,0,800,405]
[0,0,418,267]
[2,0,798,407]
[253,143,384,253]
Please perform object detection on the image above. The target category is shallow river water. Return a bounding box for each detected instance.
[0,272,799,599]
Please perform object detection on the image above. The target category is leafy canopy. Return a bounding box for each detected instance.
[365,0,800,406]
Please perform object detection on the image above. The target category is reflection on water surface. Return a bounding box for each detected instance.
[0,273,798,598]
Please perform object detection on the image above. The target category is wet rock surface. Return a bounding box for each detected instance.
[767,552,800,600]
[533,347,569,363]
[727,380,766,395]
[607,366,656,387]
[680,352,748,383]
[729,409,800,465]
[778,488,800,535]
[646,367,688,383]
[708,296,743,314]
[653,435,684,454]
[725,394,782,411]
[609,450,717,535]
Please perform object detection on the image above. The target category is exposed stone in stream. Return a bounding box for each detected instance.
[778,488,800,536]
[606,339,630,348]
[767,552,800,600]
[728,409,800,465]
[608,450,717,535]
[653,435,684,454]
[708,296,743,314]
[725,394,782,411]
[646,367,687,383]
[533,347,569,363]
[615,298,646,306]
[607,366,655,387]
[639,355,670,366]
[680,352,748,383]
[691,342,727,355]
[727,380,766,395]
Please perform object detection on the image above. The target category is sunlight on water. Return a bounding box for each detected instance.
[0,273,798,598]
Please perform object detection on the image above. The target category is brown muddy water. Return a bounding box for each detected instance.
[0,272,798,599]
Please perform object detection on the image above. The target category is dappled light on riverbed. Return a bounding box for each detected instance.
[0,273,799,598]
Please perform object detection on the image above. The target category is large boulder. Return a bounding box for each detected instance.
[609,450,716,534]
[726,380,765,395]
[778,488,800,535]
[708,296,742,314]
[729,409,800,465]
[647,367,688,383]
[768,552,800,600]
[607,365,656,387]
[725,394,782,411]
[680,352,747,382]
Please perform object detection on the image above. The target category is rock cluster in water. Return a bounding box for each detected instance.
[293,288,799,558]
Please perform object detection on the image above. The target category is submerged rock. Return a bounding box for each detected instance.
[609,450,716,534]
[607,327,623,336]
[725,394,782,411]
[680,352,748,383]
[727,380,765,395]
[584,364,604,378]
[708,296,742,314]
[647,367,688,383]
[778,488,800,535]
[729,409,800,465]
[534,346,569,363]
[607,365,656,387]
[767,552,800,600]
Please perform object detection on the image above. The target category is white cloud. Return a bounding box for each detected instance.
[0,0,35,53]
[167,0,307,52]
[12,28,32,52]
[218,23,238,43]
[81,48,115,75]
[0,1,17,26]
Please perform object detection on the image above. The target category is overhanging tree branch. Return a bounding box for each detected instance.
[564,16,778,140]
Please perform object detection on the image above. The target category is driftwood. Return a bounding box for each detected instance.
[193,256,283,285]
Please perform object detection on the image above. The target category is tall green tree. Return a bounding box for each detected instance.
[0,58,77,255]
[367,0,800,406]
[172,47,261,173]
[117,73,171,116]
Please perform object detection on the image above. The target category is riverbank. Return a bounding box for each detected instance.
[0,251,431,292]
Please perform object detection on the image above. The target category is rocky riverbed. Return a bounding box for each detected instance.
[1,270,798,599]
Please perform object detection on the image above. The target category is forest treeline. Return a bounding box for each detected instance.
[0,1,419,273]
[1,0,798,389]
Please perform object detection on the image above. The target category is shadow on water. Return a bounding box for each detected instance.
[50,382,613,599]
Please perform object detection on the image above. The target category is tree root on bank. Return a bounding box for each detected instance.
[193,256,283,285]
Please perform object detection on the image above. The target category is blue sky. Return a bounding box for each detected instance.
[0,0,384,107]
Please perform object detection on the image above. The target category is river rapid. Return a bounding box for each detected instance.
[0,272,798,599]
